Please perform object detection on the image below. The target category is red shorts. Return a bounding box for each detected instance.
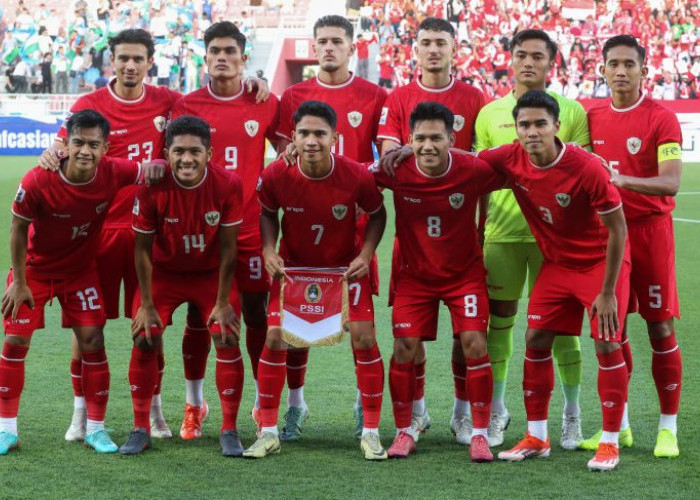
[3,269,106,337]
[392,272,489,341]
[132,268,241,337]
[527,260,630,341]
[628,215,679,322]
[267,274,374,327]
[235,230,271,294]
[96,227,137,319]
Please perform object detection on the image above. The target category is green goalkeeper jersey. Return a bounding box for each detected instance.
[475,90,591,243]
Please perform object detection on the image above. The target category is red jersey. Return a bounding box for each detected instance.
[257,155,384,268]
[277,73,388,163]
[132,165,243,273]
[588,95,682,221]
[11,157,141,279]
[377,76,486,150]
[171,83,280,235]
[58,80,181,229]
[373,153,505,281]
[478,142,623,270]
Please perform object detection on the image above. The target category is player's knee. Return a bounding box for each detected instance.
[647,319,674,341]
[74,327,105,351]
[349,321,375,349]
[185,303,205,328]
[460,331,487,358]
[212,332,239,348]
[241,293,268,327]
[265,328,283,349]
[525,328,555,349]
[4,334,30,348]
[133,334,161,350]
[594,340,621,354]
[489,299,518,318]
[393,338,419,363]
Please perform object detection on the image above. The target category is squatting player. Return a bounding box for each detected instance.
[478,91,630,471]
[582,34,683,458]
[373,102,503,462]
[244,101,388,460]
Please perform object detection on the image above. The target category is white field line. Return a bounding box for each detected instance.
[674,217,700,224]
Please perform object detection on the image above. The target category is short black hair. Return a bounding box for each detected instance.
[293,100,337,130]
[409,101,454,133]
[108,29,155,58]
[602,34,646,65]
[165,115,211,149]
[66,109,110,140]
[313,15,354,40]
[512,90,559,122]
[416,17,455,39]
[511,29,558,60]
[204,21,247,53]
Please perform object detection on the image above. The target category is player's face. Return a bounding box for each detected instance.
[111,43,153,88]
[292,115,337,165]
[600,46,647,93]
[314,27,354,73]
[65,127,109,173]
[410,119,455,173]
[415,29,455,74]
[206,37,246,80]
[511,39,554,87]
[515,108,560,155]
[166,134,212,186]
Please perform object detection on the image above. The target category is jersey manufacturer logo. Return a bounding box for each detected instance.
[332,204,348,220]
[453,114,465,132]
[379,107,388,125]
[132,197,140,216]
[304,283,322,303]
[665,383,679,391]
[96,202,108,214]
[153,116,166,132]
[602,401,617,408]
[347,111,363,128]
[52,213,71,218]
[555,193,571,208]
[626,137,642,155]
[448,193,464,209]
[244,120,259,137]
[165,217,179,223]
[14,184,25,203]
[205,211,220,226]
[514,182,530,192]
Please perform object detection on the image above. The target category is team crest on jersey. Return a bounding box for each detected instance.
[555,193,571,208]
[304,283,322,303]
[153,116,167,133]
[332,204,348,220]
[244,120,259,137]
[348,111,363,128]
[626,137,642,155]
[379,107,388,126]
[95,202,108,214]
[205,211,221,226]
[132,197,140,215]
[14,184,25,203]
[453,115,465,132]
[448,193,465,209]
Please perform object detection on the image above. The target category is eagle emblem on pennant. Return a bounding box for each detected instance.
[304,283,322,303]
[205,211,221,226]
[332,204,348,220]
[626,137,642,155]
[153,116,166,132]
[555,193,571,208]
[347,111,363,128]
[244,120,259,137]
[453,114,465,132]
[448,193,465,209]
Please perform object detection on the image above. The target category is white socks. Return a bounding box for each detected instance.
[453,398,470,417]
[86,419,104,435]
[0,417,17,435]
[527,420,548,442]
[659,414,677,435]
[185,379,204,407]
[288,387,305,408]
[412,397,426,416]
[600,431,619,446]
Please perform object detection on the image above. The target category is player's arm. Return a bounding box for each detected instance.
[260,207,287,279]
[345,205,386,281]
[132,231,162,344]
[208,225,240,344]
[610,155,682,196]
[1,216,34,320]
[591,207,627,341]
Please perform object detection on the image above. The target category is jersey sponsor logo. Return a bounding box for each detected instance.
[132,197,140,215]
[555,193,571,208]
[14,184,25,203]
[165,217,179,223]
[593,139,605,145]
[95,202,108,214]
[402,196,421,203]
[286,206,304,212]
[52,213,71,218]
[332,204,348,220]
[153,116,167,132]
[527,314,541,320]
[448,193,464,209]
[304,283,322,303]
[379,107,388,125]
[393,322,412,328]
[205,211,221,226]
[453,114,465,132]
[347,111,363,128]
[626,137,642,155]
[244,120,259,137]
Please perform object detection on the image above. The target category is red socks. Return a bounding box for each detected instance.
[523,347,554,421]
[452,360,468,401]
[245,324,267,380]
[0,344,29,418]
[154,349,165,396]
[389,358,415,429]
[182,323,211,381]
[650,333,682,415]
[70,358,83,397]
[597,348,628,432]
[286,348,309,390]
[128,346,158,430]
[257,346,287,427]
[621,336,633,382]
[81,348,110,422]
[466,355,492,429]
[354,345,384,429]
[215,345,244,431]
[414,359,426,402]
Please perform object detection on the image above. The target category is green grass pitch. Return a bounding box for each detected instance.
[0,156,698,498]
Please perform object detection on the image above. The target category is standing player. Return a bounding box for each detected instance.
[373,102,503,462]
[376,16,486,441]
[584,35,683,458]
[1,110,146,455]
[478,91,630,471]
[474,29,590,449]
[120,116,246,456]
[243,101,388,460]
[170,21,280,441]
[274,15,388,440]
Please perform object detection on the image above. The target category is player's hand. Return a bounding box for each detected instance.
[1,282,35,321]
[208,303,241,345]
[590,291,618,342]
[378,144,413,176]
[609,171,627,189]
[131,304,163,346]
[263,249,289,280]
[38,147,66,171]
[142,159,167,185]
[344,254,370,282]
[244,76,270,103]
[277,142,298,166]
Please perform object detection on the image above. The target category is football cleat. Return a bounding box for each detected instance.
[220,430,244,457]
[410,409,431,442]
[360,432,387,460]
[470,435,494,463]
[578,428,633,451]
[200,399,210,422]
[119,427,152,455]
[560,414,583,450]
[242,431,281,458]
[498,433,551,462]
[180,403,204,440]
[150,417,172,439]
[587,442,620,471]
[387,431,416,459]
[279,405,309,442]
[487,409,510,447]
[353,406,364,440]
[450,412,473,445]
[85,429,118,454]
[64,421,86,442]
[653,428,679,458]
[0,432,20,455]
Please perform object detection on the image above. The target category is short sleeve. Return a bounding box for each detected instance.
[108,157,142,187]
[472,157,506,194]
[584,157,622,215]
[655,108,683,148]
[170,96,187,120]
[369,160,394,190]
[371,87,389,141]
[265,94,281,143]
[357,167,384,215]
[276,90,294,141]
[220,174,244,227]
[376,92,402,144]
[11,169,42,221]
[131,184,158,234]
[257,165,280,212]
[473,108,491,151]
[476,144,513,176]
